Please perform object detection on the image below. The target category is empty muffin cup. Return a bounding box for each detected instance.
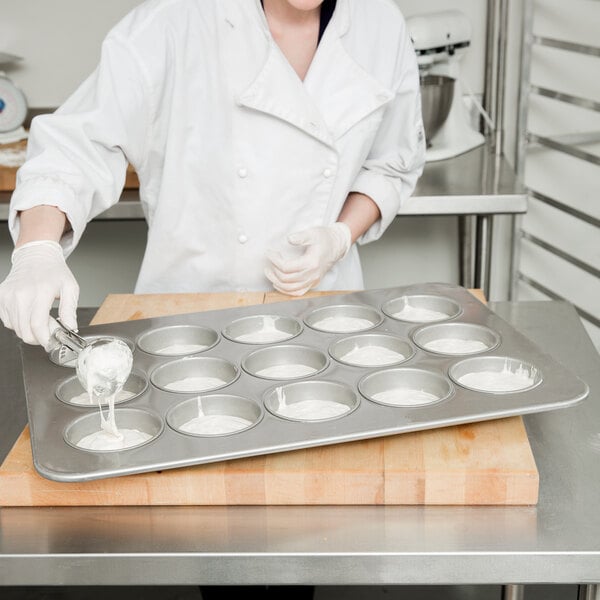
[329,334,414,367]
[151,356,239,393]
[222,315,302,344]
[167,395,262,437]
[136,325,219,356]
[50,335,135,368]
[412,323,500,356]
[56,369,148,407]
[242,345,328,380]
[264,380,359,422]
[359,368,453,407]
[382,294,462,323]
[64,408,163,453]
[449,356,542,394]
[304,304,383,333]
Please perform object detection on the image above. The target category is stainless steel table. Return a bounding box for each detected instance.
[407,144,527,297]
[0,300,598,593]
[0,143,526,298]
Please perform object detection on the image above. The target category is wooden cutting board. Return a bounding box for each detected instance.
[0,290,539,506]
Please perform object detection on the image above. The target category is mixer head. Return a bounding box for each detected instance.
[407,10,473,71]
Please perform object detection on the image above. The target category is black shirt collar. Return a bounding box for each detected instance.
[260,0,337,44]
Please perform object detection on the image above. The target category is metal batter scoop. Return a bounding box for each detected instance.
[49,319,133,399]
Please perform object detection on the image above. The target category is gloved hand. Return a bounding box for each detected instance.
[0,240,79,350]
[265,222,352,296]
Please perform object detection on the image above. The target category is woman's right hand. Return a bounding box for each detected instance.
[0,240,79,350]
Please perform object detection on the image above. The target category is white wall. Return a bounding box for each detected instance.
[1,0,141,108]
[1,0,488,107]
[0,0,487,307]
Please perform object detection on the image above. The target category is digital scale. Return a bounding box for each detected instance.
[0,52,28,143]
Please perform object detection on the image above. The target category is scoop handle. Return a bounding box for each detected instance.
[48,317,88,353]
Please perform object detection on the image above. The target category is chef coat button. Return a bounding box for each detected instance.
[323,168,333,178]
[377,93,389,102]
[238,234,248,244]
[238,168,248,178]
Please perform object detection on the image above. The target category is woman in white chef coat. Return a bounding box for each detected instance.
[0,0,425,351]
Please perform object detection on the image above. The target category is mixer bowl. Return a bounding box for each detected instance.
[420,74,455,145]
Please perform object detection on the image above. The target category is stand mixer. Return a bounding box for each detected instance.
[407,10,486,162]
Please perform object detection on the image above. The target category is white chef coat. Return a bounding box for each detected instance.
[9,0,425,294]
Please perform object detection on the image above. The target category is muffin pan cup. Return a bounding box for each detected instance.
[56,369,148,407]
[64,408,163,453]
[136,325,219,357]
[20,283,589,482]
[166,395,263,437]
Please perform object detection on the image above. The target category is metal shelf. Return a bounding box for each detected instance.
[527,132,600,166]
[533,35,600,57]
[530,85,600,113]
[529,189,600,227]
[0,143,527,221]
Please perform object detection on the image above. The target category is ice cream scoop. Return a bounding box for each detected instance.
[49,318,133,399]
[76,338,133,400]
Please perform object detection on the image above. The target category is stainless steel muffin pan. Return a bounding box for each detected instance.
[19,283,589,482]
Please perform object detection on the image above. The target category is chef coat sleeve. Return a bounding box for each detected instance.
[350,30,426,245]
[8,33,151,256]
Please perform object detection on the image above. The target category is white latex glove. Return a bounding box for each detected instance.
[0,240,79,350]
[265,222,352,296]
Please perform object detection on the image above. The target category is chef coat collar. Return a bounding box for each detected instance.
[228,0,393,147]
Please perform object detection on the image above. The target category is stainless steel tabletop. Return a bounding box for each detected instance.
[404,143,526,216]
[1,300,598,586]
[0,144,526,221]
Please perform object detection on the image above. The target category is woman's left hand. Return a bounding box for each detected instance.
[264,222,352,296]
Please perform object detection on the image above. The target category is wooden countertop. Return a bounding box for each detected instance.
[0,138,140,195]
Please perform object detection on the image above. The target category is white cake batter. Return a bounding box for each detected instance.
[234,316,291,343]
[165,376,227,392]
[69,389,135,406]
[178,397,252,435]
[274,387,350,420]
[72,339,152,451]
[180,414,252,435]
[340,345,405,366]
[78,339,134,440]
[372,388,440,406]
[255,363,317,378]
[458,364,535,392]
[77,428,152,451]
[155,343,208,355]
[311,316,374,333]
[277,399,350,420]
[392,303,449,322]
[423,338,489,354]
